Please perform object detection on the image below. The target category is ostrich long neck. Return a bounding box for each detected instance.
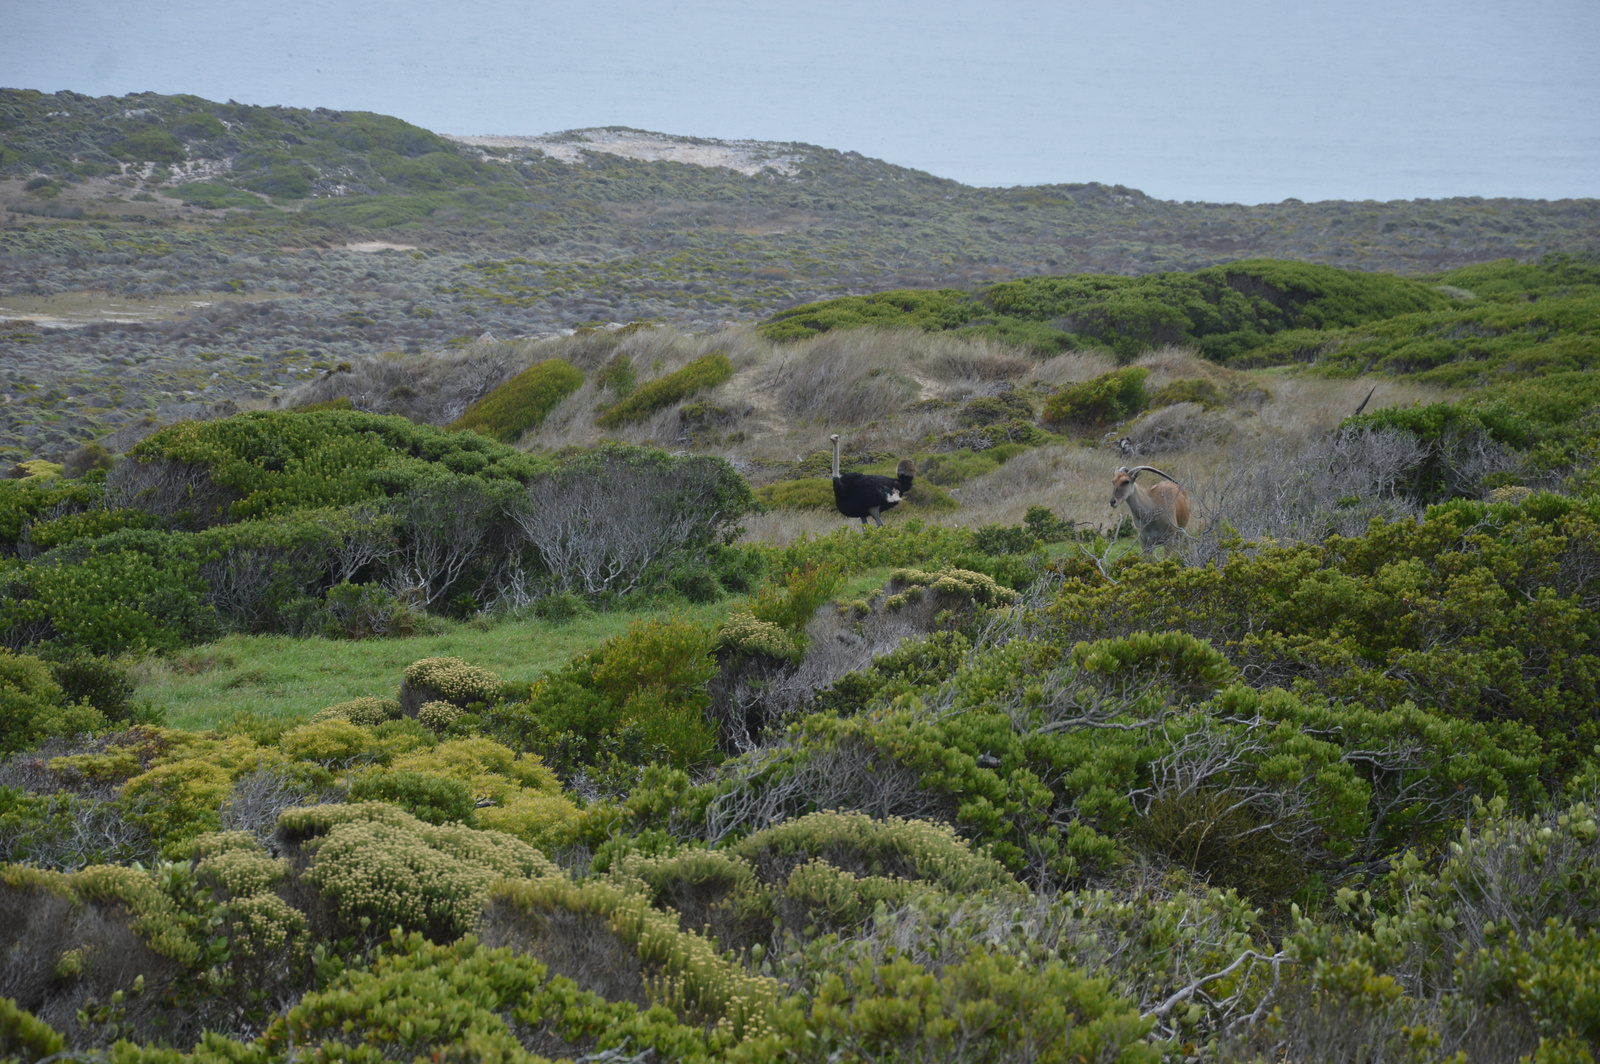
[832,436,841,479]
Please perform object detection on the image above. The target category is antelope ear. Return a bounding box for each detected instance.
[1115,466,1129,475]
[1127,468,1141,482]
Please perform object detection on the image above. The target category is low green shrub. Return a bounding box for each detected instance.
[1148,377,1223,410]
[730,810,1021,895]
[448,358,584,442]
[715,614,800,663]
[487,616,721,778]
[486,874,780,1037]
[1042,367,1149,431]
[596,353,734,428]
[594,352,637,397]
[753,477,832,510]
[0,997,63,1062]
[971,523,1044,555]
[737,951,1157,1064]
[348,770,477,826]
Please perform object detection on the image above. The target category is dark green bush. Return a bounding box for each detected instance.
[1148,377,1223,410]
[763,259,1447,360]
[108,129,185,163]
[241,163,314,199]
[45,652,155,727]
[126,409,547,521]
[1042,367,1148,431]
[169,182,262,210]
[971,524,1043,556]
[4,531,217,654]
[0,650,66,755]
[448,358,583,442]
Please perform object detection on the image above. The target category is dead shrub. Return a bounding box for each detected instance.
[1120,401,1234,456]
[1188,428,1426,562]
[762,329,922,424]
[1132,787,1307,901]
[1025,350,1119,388]
[478,898,647,1006]
[281,342,523,426]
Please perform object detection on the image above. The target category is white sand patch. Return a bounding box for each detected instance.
[446,129,806,177]
[343,241,418,253]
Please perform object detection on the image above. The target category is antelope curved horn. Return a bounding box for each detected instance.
[1126,465,1179,483]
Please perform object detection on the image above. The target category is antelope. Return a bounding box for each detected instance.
[1110,465,1191,551]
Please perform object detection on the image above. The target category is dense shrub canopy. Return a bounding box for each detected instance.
[763,259,1448,361]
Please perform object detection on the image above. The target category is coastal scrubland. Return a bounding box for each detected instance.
[4,88,1599,461]
[4,89,1600,1064]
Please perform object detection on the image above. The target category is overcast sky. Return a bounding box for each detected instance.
[6,0,1598,203]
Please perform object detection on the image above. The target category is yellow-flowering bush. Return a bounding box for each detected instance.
[714,614,800,662]
[416,700,461,733]
[401,656,501,710]
[372,737,580,849]
[608,846,774,950]
[222,891,307,957]
[70,863,202,965]
[279,802,557,941]
[311,696,401,726]
[886,567,1019,608]
[776,858,922,932]
[195,844,290,899]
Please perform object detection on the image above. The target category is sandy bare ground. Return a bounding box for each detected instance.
[446,129,806,177]
[0,290,286,329]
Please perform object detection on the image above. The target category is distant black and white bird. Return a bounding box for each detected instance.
[830,433,914,527]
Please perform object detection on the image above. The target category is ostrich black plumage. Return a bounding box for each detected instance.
[830,434,914,527]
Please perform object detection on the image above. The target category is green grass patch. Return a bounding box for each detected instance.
[596,353,733,429]
[169,182,265,210]
[138,600,741,731]
[448,358,584,442]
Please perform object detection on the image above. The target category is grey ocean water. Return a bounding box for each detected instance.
[5,0,1598,204]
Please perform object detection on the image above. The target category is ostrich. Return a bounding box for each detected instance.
[830,434,914,527]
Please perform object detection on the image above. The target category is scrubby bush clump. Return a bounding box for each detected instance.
[596,352,734,428]
[311,696,401,726]
[1043,366,1149,431]
[447,358,584,442]
[400,656,501,714]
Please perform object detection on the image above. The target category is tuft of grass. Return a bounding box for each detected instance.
[448,358,584,441]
